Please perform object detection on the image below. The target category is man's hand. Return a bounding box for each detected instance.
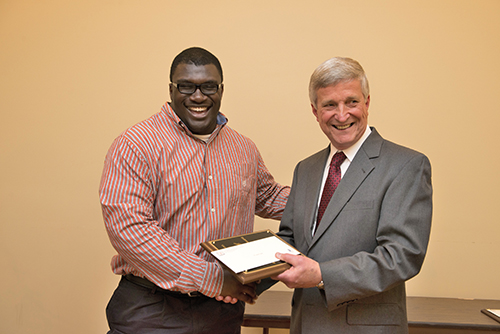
[271,252,322,289]
[216,266,257,304]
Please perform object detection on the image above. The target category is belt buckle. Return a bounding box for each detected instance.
[187,291,199,297]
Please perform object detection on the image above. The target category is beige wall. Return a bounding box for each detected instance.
[1,0,500,333]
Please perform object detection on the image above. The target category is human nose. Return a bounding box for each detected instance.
[335,104,349,121]
[189,87,207,102]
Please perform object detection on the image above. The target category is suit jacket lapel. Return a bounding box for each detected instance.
[310,128,383,248]
[303,147,330,247]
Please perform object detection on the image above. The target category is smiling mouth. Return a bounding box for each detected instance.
[334,123,353,130]
[188,106,209,114]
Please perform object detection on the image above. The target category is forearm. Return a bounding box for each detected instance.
[100,137,224,297]
[103,203,224,296]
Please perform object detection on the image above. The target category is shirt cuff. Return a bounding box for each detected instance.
[198,261,224,297]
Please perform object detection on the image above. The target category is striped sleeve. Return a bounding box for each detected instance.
[99,134,223,297]
[254,149,291,219]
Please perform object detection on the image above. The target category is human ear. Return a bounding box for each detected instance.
[311,104,319,121]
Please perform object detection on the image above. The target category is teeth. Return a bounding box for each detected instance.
[189,107,207,113]
[336,124,351,130]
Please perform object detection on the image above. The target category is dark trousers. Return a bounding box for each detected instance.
[106,276,245,334]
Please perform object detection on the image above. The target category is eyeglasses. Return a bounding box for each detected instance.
[171,82,222,95]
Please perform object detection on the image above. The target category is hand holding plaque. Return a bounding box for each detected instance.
[201,230,300,284]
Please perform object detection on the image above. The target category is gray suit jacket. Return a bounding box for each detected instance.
[275,128,432,334]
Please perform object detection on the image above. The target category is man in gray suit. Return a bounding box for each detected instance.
[270,57,433,333]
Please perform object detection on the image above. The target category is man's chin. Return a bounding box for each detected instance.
[185,120,217,135]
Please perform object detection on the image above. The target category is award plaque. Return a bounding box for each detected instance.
[481,309,500,324]
[201,229,300,284]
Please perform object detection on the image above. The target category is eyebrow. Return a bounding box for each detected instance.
[176,79,219,84]
[321,95,360,106]
[322,99,337,106]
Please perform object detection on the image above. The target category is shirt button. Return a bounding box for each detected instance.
[211,208,215,213]
[208,175,213,180]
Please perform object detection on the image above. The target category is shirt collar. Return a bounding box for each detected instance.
[329,125,371,162]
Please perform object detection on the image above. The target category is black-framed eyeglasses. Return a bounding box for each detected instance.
[171,82,222,95]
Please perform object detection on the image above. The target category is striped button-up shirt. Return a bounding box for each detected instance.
[99,103,290,297]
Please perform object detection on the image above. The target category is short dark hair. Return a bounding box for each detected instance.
[170,47,223,82]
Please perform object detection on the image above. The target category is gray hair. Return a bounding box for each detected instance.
[309,57,370,108]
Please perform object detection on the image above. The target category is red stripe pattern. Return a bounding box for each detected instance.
[99,103,289,297]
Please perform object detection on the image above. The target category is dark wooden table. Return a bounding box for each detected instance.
[243,291,500,333]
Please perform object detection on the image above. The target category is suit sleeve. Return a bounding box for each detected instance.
[275,162,301,246]
[321,154,432,311]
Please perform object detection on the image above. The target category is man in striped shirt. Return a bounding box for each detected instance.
[99,47,290,334]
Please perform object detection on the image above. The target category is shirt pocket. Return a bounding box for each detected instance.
[231,162,256,195]
[226,162,256,211]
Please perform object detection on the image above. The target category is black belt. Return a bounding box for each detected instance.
[124,274,202,297]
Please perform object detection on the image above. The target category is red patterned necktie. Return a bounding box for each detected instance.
[316,151,347,229]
